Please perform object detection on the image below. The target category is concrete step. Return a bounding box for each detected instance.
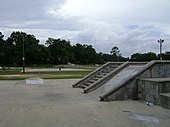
[102,70,109,73]
[88,79,96,83]
[93,77,101,81]
[103,67,115,72]
[159,92,170,108]
[84,82,92,86]
[81,82,92,88]
[160,92,170,97]
[81,85,88,89]
[96,74,105,78]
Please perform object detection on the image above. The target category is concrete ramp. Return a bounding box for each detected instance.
[89,65,143,99]
[104,66,142,93]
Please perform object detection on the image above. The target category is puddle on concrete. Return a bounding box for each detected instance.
[128,113,162,124]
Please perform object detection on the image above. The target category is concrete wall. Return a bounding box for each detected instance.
[138,79,160,103]
[140,63,170,78]
[159,82,170,93]
[103,79,138,101]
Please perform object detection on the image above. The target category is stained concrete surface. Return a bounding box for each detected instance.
[0,79,169,127]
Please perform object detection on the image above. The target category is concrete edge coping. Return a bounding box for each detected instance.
[138,77,170,82]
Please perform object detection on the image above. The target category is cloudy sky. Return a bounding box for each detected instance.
[0,0,170,57]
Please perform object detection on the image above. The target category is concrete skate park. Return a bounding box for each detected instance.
[73,60,170,109]
[0,60,170,127]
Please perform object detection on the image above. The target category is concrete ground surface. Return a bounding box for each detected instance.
[0,79,169,127]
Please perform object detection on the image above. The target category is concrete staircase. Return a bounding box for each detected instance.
[72,62,127,90]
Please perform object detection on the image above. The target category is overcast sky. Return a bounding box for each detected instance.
[0,0,170,57]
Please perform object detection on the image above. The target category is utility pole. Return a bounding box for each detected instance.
[158,39,164,60]
[22,38,25,74]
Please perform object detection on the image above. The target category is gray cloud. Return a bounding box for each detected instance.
[1,0,170,57]
[0,0,82,31]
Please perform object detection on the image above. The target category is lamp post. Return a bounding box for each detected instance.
[158,39,164,60]
[22,38,25,74]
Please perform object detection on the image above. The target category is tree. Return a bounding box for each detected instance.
[46,38,73,64]
[72,43,96,64]
[130,53,142,61]
[162,51,170,60]
[95,52,105,64]
[6,31,41,66]
[0,32,5,67]
[0,32,4,40]
[130,52,158,61]
[110,46,120,56]
[110,46,121,61]
[37,44,50,64]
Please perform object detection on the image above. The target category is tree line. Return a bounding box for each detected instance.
[0,31,170,67]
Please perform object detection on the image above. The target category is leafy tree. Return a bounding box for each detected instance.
[95,52,105,64]
[73,43,96,64]
[0,32,4,40]
[130,53,142,61]
[130,52,158,61]
[110,46,120,56]
[110,46,121,61]
[0,32,6,67]
[46,38,73,64]
[6,31,41,66]
[37,44,50,64]
[162,51,170,60]
[83,44,96,64]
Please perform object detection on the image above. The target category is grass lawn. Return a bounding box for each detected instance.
[0,66,97,80]
[0,68,22,75]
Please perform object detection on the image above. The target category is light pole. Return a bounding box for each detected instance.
[158,39,164,60]
[22,38,25,74]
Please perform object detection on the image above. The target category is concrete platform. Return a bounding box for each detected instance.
[0,79,170,127]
